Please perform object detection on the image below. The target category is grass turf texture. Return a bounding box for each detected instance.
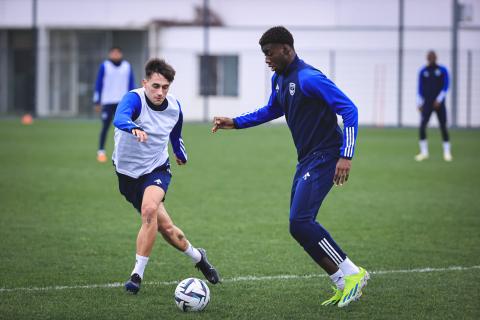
[0,119,479,319]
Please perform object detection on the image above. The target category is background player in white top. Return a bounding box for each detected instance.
[93,47,135,163]
[112,58,220,294]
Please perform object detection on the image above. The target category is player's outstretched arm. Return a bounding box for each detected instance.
[211,117,235,133]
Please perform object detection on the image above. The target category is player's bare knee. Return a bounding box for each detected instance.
[141,203,158,224]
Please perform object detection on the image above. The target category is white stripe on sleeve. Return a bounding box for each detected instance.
[343,127,355,158]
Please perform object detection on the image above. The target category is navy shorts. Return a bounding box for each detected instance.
[101,103,118,122]
[116,161,172,213]
[290,152,338,221]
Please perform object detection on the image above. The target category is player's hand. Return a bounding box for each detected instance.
[94,104,101,113]
[417,104,423,112]
[433,100,441,110]
[132,129,148,142]
[334,158,351,186]
[176,157,186,166]
[212,117,235,133]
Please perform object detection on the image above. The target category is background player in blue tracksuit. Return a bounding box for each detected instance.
[113,58,220,294]
[415,50,452,162]
[93,47,135,163]
[212,26,368,308]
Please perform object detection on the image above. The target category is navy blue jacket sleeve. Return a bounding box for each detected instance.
[435,66,449,103]
[298,68,358,159]
[113,92,142,133]
[93,62,105,104]
[169,101,187,163]
[233,75,284,129]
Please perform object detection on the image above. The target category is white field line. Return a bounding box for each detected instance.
[1,265,479,293]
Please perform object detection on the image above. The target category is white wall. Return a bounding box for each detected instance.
[158,28,269,122]
[3,0,479,29]
[0,0,200,28]
[0,0,32,27]
[210,0,399,27]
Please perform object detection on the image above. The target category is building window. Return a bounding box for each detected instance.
[199,55,238,96]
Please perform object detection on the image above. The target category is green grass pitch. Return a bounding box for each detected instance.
[0,119,479,319]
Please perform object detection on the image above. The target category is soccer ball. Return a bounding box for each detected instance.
[174,278,210,312]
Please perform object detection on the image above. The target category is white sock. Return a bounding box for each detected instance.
[97,149,106,155]
[131,254,149,279]
[443,141,451,154]
[330,269,345,290]
[183,242,202,263]
[419,140,428,155]
[339,257,360,276]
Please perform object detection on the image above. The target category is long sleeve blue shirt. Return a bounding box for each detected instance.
[417,64,449,106]
[234,56,358,161]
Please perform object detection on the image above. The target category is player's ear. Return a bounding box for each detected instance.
[142,79,147,87]
[282,45,291,55]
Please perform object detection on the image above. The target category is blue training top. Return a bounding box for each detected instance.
[417,64,449,107]
[233,55,358,161]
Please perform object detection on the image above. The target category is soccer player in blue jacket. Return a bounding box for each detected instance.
[415,50,452,162]
[212,26,368,307]
[113,58,220,294]
[93,47,135,163]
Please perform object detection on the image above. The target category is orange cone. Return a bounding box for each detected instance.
[21,114,33,125]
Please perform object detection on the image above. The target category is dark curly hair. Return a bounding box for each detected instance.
[145,58,176,82]
[259,26,294,49]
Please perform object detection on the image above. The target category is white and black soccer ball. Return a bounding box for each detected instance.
[174,278,210,312]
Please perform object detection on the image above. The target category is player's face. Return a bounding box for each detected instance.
[261,43,290,73]
[427,51,437,65]
[109,49,123,62]
[143,73,170,106]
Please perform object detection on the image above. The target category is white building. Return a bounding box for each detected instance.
[1,0,479,127]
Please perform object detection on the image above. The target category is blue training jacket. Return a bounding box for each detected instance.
[233,55,358,161]
[417,64,449,107]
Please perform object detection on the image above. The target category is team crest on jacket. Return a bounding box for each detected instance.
[289,82,296,96]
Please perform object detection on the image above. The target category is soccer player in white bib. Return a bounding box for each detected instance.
[94,47,135,163]
[112,58,220,294]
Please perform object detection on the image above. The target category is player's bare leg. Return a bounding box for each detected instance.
[157,202,221,284]
[125,185,163,294]
[136,186,163,256]
[156,202,188,251]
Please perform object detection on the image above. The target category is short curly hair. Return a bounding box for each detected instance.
[259,26,294,48]
[145,58,176,82]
